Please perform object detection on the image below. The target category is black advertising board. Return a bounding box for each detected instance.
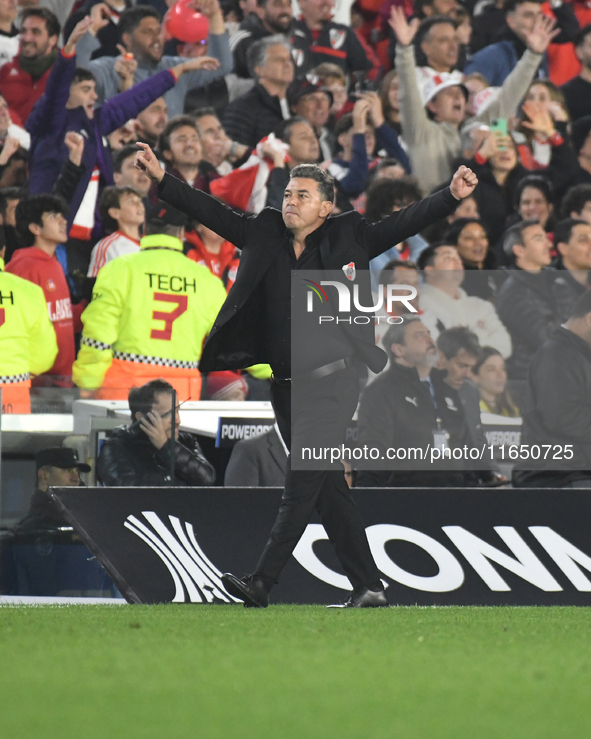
[49,486,591,606]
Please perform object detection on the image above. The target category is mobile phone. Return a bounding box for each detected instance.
[490,118,508,149]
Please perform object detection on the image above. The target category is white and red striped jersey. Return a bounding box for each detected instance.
[87,231,141,277]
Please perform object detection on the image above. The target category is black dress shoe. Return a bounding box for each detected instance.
[327,586,389,608]
[222,572,269,608]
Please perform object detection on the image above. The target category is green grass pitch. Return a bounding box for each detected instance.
[1,605,590,738]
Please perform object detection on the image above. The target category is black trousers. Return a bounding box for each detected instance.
[255,368,381,589]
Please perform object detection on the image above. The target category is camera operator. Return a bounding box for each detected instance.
[97,379,216,486]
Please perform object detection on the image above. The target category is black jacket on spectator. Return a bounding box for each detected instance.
[561,76,591,122]
[290,18,371,76]
[356,363,471,488]
[97,426,216,487]
[513,327,591,487]
[495,268,559,380]
[221,82,286,148]
[551,259,588,323]
[64,0,133,59]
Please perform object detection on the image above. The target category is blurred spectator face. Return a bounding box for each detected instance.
[474,353,507,397]
[257,0,292,33]
[137,98,168,142]
[149,392,181,440]
[450,195,479,221]
[392,320,438,367]
[114,153,151,198]
[108,120,140,150]
[37,466,81,492]
[19,14,58,59]
[176,41,208,58]
[439,347,478,389]
[490,139,518,172]
[571,198,591,225]
[376,163,406,180]
[1,196,19,227]
[299,0,335,26]
[125,16,164,63]
[464,76,487,117]
[382,266,420,313]
[423,0,459,17]
[325,81,347,115]
[558,222,591,270]
[66,79,98,119]
[163,125,202,168]
[257,43,294,87]
[513,223,552,269]
[455,15,471,46]
[421,22,459,71]
[0,95,10,137]
[31,211,68,245]
[427,85,466,125]
[456,221,489,267]
[239,0,259,16]
[110,191,145,229]
[579,132,591,175]
[294,91,331,131]
[387,73,400,114]
[575,29,591,70]
[518,185,552,227]
[506,1,541,43]
[286,121,320,164]
[195,113,228,167]
[0,0,17,26]
[425,245,464,289]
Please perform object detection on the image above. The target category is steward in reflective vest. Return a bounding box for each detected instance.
[72,212,227,401]
[0,254,58,413]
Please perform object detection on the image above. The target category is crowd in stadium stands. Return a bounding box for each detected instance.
[1,0,591,487]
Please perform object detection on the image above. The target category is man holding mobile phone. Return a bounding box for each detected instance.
[96,378,216,487]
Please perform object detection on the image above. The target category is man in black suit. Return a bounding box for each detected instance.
[135,141,477,607]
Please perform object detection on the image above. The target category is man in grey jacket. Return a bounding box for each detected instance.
[75,2,232,117]
[389,6,557,194]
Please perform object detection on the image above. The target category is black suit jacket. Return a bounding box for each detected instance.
[157,173,458,373]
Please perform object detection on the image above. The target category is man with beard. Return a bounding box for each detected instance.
[136,97,168,150]
[76,2,231,116]
[231,0,292,79]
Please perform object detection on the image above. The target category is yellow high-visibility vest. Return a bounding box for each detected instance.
[72,235,227,389]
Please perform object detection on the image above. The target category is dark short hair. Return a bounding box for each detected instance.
[0,186,26,219]
[378,258,418,287]
[99,186,141,235]
[192,106,218,122]
[554,218,590,247]
[574,23,591,48]
[20,7,61,38]
[443,218,488,246]
[437,326,481,361]
[334,112,355,139]
[515,174,553,209]
[504,0,543,13]
[158,114,198,155]
[502,219,540,257]
[561,184,591,219]
[417,242,451,270]
[15,194,69,247]
[113,144,141,173]
[289,164,334,203]
[128,379,175,419]
[417,15,457,46]
[365,177,423,223]
[275,116,311,144]
[570,288,591,319]
[119,5,161,39]
[72,67,95,85]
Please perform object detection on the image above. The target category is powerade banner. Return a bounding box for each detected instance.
[216,418,274,448]
[49,487,591,606]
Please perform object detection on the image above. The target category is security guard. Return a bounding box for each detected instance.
[72,205,227,401]
[0,249,58,413]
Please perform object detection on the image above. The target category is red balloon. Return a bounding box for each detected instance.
[164,0,209,43]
